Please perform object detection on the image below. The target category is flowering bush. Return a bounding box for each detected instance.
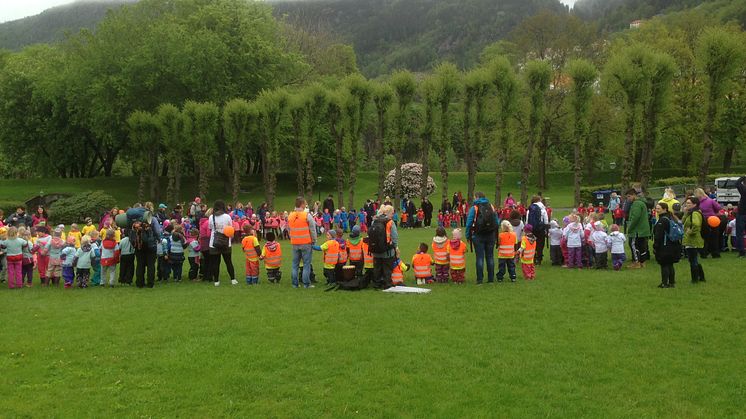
[383,163,437,199]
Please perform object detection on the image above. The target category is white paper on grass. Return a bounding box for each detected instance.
[381,286,431,294]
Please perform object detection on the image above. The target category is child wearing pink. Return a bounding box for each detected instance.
[34,227,52,285]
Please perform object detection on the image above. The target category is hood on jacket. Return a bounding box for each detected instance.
[265,241,279,252]
[449,239,462,250]
[433,236,448,244]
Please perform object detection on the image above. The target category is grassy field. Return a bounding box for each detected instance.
[2,226,746,417]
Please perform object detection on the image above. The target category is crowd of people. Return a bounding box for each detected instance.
[1,176,744,291]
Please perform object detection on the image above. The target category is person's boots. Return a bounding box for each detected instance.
[669,270,675,288]
[691,266,699,284]
[698,265,706,282]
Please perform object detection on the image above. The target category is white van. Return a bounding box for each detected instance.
[715,177,742,205]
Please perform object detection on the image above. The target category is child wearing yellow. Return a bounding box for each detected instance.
[81,218,97,237]
[260,231,282,284]
[68,224,82,248]
[519,224,537,280]
[241,225,261,285]
[391,258,409,286]
[362,237,374,287]
[448,229,467,284]
[313,229,341,285]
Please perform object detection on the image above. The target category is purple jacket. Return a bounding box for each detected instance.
[699,196,721,217]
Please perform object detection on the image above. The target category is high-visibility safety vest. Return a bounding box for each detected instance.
[412,253,433,278]
[348,241,363,261]
[323,240,340,266]
[288,211,312,245]
[337,242,348,264]
[432,240,449,265]
[449,241,466,269]
[498,232,517,258]
[263,244,282,269]
[391,261,406,285]
[242,235,259,261]
[520,237,536,264]
[362,242,374,268]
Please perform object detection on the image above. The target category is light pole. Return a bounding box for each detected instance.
[317,176,322,203]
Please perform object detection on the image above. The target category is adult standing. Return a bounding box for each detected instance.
[365,200,376,228]
[198,209,212,280]
[323,194,335,215]
[736,176,746,258]
[156,204,169,224]
[653,202,681,288]
[189,197,202,221]
[683,197,706,283]
[207,200,237,286]
[441,199,452,214]
[421,198,433,228]
[289,197,318,288]
[131,219,157,288]
[32,206,48,227]
[4,206,32,228]
[694,188,722,258]
[465,192,497,284]
[370,204,399,289]
[526,196,549,265]
[625,188,651,268]
[406,200,416,228]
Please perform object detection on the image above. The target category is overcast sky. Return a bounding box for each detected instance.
[1,0,578,23]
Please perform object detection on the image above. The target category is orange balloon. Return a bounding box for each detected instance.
[223,225,235,238]
[707,216,720,228]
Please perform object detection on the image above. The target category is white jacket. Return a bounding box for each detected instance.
[608,232,627,254]
[591,230,610,253]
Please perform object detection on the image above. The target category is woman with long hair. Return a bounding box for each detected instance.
[207,200,237,286]
[683,197,705,283]
[653,202,681,288]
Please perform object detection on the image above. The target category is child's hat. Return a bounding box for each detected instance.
[350,225,361,239]
[550,220,559,228]
[85,217,92,223]
[524,224,533,233]
[159,203,167,209]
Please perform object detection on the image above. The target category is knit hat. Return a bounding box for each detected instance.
[350,225,361,239]
[524,224,533,233]
[194,197,201,204]
[159,203,167,209]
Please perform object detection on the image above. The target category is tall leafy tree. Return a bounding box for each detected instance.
[287,95,307,197]
[344,74,371,209]
[183,101,220,199]
[696,27,744,186]
[327,91,349,207]
[488,57,519,205]
[127,110,161,202]
[223,98,256,203]
[433,62,460,205]
[567,59,597,206]
[419,75,438,200]
[717,89,746,172]
[302,84,327,200]
[390,70,418,208]
[257,89,288,209]
[372,82,394,200]
[640,53,677,189]
[521,60,552,205]
[462,68,492,201]
[156,104,184,205]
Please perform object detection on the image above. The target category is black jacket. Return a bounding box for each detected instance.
[653,214,681,264]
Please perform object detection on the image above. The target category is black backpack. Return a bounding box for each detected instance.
[473,203,496,234]
[368,218,392,254]
[527,203,546,232]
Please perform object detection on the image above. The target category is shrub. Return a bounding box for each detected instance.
[49,191,117,225]
[383,163,437,199]
[0,200,26,217]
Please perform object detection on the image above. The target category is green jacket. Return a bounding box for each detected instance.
[683,210,704,249]
[626,199,651,238]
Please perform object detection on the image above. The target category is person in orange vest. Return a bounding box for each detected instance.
[449,229,467,284]
[313,229,341,285]
[288,197,318,288]
[411,243,434,285]
[361,237,374,287]
[432,226,450,283]
[390,258,408,286]
[497,220,517,282]
[347,225,364,279]
[334,228,348,281]
[519,224,537,280]
[260,231,282,284]
[241,225,261,285]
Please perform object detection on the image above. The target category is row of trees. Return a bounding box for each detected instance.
[1,1,746,208]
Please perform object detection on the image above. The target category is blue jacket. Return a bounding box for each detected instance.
[465,198,499,241]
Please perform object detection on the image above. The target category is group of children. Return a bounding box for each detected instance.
[547,212,628,270]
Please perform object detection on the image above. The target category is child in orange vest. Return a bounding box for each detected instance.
[241,225,261,284]
[391,258,408,286]
[519,224,537,280]
[411,242,434,285]
[313,229,341,285]
[347,226,364,279]
[497,220,517,282]
[334,228,348,282]
[449,229,467,284]
[362,237,374,287]
[432,226,450,283]
[261,231,282,284]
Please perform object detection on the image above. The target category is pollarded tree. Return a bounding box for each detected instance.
[419,75,438,200]
[488,57,519,205]
[567,59,597,206]
[183,100,220,199]
[521,60,552,205]
[302,84,327,200]
[287,94,306,197]
[640,53,677,190]
[433,62,461,205]
[344,74,371,209]
[127,110,161,202]
[390,70,418,209]
[462,67,492,202]
[223,98,256,203]
[696,27,744,186]
[327,90,349,208]
[372,82,394,200]
[257,88,288,209]
[157,104,184,205]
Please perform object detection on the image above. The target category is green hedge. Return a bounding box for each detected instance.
[0,200,27,216]
[49,191,116,225]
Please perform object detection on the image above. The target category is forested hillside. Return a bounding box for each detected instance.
[0,0,136,50]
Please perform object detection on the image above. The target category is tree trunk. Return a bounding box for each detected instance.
[420,132,431,200]
[174,161,181,205]
[334,125,345,210]
[440,153,449,205]
[463,98,474,202]
[538,123,549,190]
[621,107,635,190]
[138,171,146,203]
[494,124,508,206]
[377,118,386,201]
[520,138,535,206]
[305,155,315,203]
[639,107,657,191]
[232,156,241,204]
[199,165,209,199]
[699,96,718,187]
[573,133,582,207]
[723,146,735,172]
[348,134,359,209]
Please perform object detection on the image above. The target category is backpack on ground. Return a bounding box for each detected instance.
[368,219,392,254]
[473,203,496,234]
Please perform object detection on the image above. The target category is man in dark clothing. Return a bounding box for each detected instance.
[323,195,335,215]
[131,221,158,288]
[421,198,433,227]
[465,192,498,284]
[737,176,746,257]
[526,196,549,264]
[4,206,32,228]
[406,200,416,228]
[365,200,376,227]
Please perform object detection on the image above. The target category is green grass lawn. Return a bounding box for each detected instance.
[2,227,745,417]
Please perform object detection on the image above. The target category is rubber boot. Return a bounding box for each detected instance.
[698,265,706,282]
[690,267,699,284]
